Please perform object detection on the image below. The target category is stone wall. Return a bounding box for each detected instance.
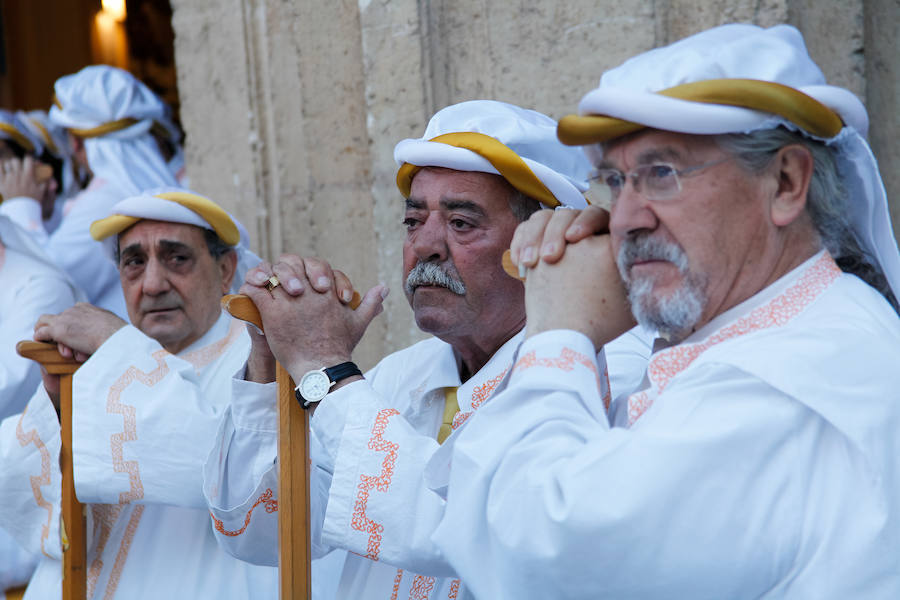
[170,0,899,368]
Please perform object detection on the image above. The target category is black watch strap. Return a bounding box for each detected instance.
[324,361,363,384]
[295,362,362,409]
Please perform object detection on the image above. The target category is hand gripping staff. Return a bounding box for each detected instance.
[15,340,85,600]
[221,291,360,600]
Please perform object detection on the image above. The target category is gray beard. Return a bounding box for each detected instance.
[617,234,707,341]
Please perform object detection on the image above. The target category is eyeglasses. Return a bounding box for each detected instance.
[588,157,731,204]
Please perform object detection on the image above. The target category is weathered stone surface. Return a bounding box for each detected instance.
[172,0,900,365]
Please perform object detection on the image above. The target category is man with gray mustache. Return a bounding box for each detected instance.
[405,260,466,297]
[204,100,651,598]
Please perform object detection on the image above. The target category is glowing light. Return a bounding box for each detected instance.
[101,0,127,21]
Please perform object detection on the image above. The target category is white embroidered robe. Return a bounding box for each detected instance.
[0,311,280,599]
[204,327,651,599]
[429,251,900,599]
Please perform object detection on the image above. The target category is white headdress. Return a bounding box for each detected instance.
[49,65,178,195]
[557,24,900,300]
[395,100,592,209]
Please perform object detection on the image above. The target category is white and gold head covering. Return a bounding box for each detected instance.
[557,23,900,300]
[49,65,178,195]
[395,100,592,209]
[0,109,43,155]
[90,188,259,293]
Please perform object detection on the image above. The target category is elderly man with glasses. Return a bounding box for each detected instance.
[425,24,900,598]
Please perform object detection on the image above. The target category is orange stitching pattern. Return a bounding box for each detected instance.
[390,568,404,600]
[103,505,144,600]
[409,575,436,599]
[450,365,511,432]
[14,408,53,558]
[627,253,840,426]
[106,350,169,504]
[350,408,400,561]
[210,488,278,537]
[470,367,509,411]
[448,580,460,599]
[513,347,605,408]
[87,505,123,598]
[104,318,244,505]
[451,410,470,430]
[181,318,244,368]
[89,316,246,595]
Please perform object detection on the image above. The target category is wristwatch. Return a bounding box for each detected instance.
[294,362,362,408]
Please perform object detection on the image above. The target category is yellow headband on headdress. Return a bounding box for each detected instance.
[0,123,35,153]
[55,96,170,140]
[557,78,844,146]
[29,119,59,154]
[396,131,560,208]
[90,191,240,246]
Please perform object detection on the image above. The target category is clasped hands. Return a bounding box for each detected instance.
[240,255,388,384]
[508,206,635,349]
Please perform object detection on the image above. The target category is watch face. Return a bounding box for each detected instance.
[299,370,331,403]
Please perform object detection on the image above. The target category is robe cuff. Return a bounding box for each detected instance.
[0,196,43,234]
[510,330,602,392]
[310,378,368,472]
[230,376,277,432]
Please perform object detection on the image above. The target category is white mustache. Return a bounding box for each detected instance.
[405,261,466,296]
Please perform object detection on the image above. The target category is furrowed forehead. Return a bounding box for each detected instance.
[117,220,207,255]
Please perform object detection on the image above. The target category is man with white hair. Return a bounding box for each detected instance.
[1,66,180,318]
[0,190,279,598]
[429,24,900,598]
[203,100,650,598]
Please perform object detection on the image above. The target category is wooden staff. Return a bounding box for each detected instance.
[15,341,85,600]
[221,291,360,600]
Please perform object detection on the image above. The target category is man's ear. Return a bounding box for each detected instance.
[219,250,239,294]
[770,144,814,227]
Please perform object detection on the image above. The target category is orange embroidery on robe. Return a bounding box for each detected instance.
[210,488,278,537]
[627,253,841,426]
[14,408,54,557]
[87,504,124,598]
[89,318,246,592]
[391,568,404,600]
[409,575,436,599]
[106,350,169,504]
[447,579,460,599]
[513,347,607,408]
[470,367,509,411]
[105,319,244,505]
[451,366,511,432]
[182,318,244,368]
[350,408,400,560]
[104,505,144,600]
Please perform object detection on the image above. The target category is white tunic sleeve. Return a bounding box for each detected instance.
[0,271,78,419]
[0,197,47,241]
[0,388,63,561]
[432,329,873,600]
[203,376,281,566]
[72,325,227,509]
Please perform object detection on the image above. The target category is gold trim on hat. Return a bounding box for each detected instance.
[396,131,560,208]
[0,122,35,153]
[557,78,844,146]
[90,191,240,246]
